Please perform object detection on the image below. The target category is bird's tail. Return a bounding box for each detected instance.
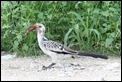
[77,52,108,59]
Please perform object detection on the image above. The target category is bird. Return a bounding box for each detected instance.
[25,23,108,70]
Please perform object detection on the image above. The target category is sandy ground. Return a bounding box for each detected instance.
[1,54,121,81]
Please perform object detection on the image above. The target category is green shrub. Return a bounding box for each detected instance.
[1,1,121,56]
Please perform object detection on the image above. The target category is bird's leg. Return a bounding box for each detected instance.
[42,54,57,70]
[42,63,56,70]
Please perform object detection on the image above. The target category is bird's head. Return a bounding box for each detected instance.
[25,23,46,35]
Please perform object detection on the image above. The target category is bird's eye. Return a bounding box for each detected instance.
[39,25,41,28]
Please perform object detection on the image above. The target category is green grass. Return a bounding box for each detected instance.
[1,1,121,57]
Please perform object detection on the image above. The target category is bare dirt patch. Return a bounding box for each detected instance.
[1,54,121,81]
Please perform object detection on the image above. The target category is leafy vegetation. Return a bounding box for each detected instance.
[1,1,121,56]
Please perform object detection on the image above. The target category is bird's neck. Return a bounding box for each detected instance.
[37,29,45,44]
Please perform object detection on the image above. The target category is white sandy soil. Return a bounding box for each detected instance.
[1,54,121,81]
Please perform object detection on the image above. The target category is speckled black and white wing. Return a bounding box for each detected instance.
[41,40,78,54]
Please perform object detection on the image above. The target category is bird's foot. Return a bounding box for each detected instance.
[71,56,75,59]
[42,63,56,70]
[42,65,50,70]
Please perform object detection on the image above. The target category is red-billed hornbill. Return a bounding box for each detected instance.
[25,23,108,70]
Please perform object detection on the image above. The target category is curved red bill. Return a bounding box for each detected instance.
[25,24,37,35]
